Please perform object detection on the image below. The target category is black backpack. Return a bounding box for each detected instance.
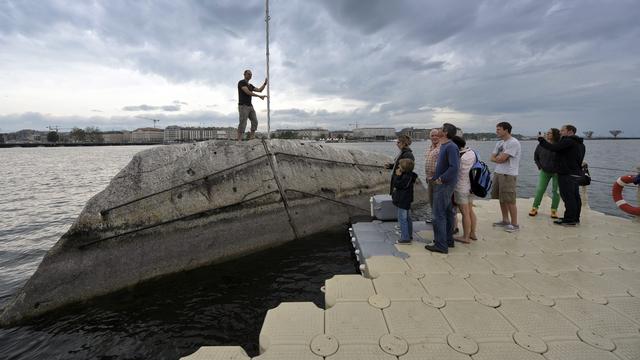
[468,150,492,197]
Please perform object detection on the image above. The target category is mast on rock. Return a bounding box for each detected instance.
[265,0,271,139]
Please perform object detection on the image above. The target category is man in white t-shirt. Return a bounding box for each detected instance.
[490,121,521,232]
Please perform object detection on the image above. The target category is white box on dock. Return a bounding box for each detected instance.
[370,194,396,221]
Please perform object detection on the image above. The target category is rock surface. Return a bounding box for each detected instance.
[0,139,427,325]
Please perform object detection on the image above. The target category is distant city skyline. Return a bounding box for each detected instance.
[1,1,639,136]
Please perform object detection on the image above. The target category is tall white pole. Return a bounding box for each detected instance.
[265,0,271,139]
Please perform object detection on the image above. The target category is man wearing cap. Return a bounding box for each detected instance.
[237,69,267,141]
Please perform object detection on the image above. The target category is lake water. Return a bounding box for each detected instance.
[0,140,638,359]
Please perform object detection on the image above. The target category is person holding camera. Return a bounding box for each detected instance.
[537,124,586,226]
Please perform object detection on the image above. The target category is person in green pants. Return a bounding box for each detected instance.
[530,128,561,218]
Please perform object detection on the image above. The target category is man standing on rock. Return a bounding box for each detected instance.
[237,69,267,141]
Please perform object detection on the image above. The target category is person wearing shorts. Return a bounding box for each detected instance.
[490,122,521,232]
[451,136,477,243]
[237,69,267,141]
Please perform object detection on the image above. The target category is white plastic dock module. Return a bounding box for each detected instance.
[182,198,640,360]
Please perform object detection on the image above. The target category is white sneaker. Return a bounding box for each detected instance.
[504,224,520,233]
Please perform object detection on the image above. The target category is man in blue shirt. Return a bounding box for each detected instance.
[425,123,460,254]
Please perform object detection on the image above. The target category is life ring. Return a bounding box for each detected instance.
[612,175,640,216]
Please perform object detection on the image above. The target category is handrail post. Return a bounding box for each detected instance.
[580,162,589,209]
[633,165,640,223]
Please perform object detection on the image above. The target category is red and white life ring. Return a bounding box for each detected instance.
[612,175,640,216]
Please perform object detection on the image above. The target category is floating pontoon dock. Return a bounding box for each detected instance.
[182,197,639,360]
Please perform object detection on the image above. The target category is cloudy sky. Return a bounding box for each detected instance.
[1,0,639,136]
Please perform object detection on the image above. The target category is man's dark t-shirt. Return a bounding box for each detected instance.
[238,80,255,106]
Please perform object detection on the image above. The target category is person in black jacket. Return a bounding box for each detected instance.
[385,135,414,195]
[537,124,586,226]
[530,128,561,218]
[392,158,418,244]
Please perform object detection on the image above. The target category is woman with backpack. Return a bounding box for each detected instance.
[529,128,561,218]
[451,136,477,243]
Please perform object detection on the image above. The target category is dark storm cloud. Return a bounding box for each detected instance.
[1,0,639,135]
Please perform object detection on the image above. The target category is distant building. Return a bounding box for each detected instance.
[163,126,236,143]
[102,131,132,144]
[274,128,330,139]
[132,128,164,143]
[399,127,428,140]
[10,129,47,143]
[0,133,6,144]
[164,126,181,143]
[329,130,354,139]
[352,127,397,140]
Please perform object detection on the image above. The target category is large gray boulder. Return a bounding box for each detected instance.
[1,139,427,325]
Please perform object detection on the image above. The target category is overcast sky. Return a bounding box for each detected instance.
[1,0,639,136]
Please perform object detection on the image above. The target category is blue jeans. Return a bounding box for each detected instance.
[432,182,456,250]
[397,208,413,241]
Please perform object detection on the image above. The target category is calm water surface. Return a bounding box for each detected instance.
[0,141,638,359]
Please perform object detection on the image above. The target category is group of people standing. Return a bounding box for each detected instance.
[237,70,588,245]
[389,121,587,255]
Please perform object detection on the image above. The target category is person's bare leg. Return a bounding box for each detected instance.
[508,203,518,226]
[454,204,471,243]
[499,202,510,223]
[469,201,478,240]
